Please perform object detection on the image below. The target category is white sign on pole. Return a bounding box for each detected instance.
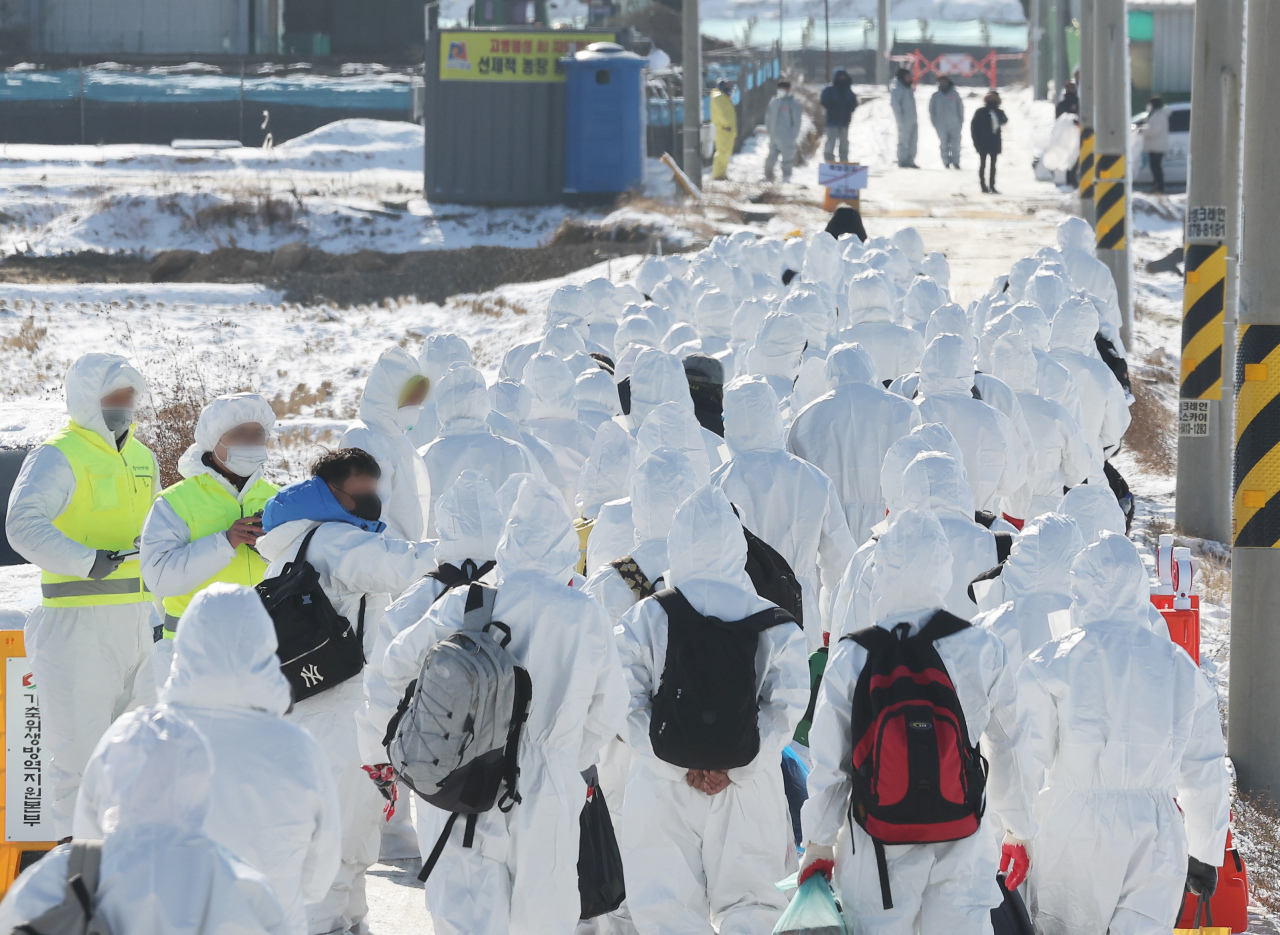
[818,163,869,198]
[5,657,49,842]
[1186,205,1228,241]
[1179,399,1212,437]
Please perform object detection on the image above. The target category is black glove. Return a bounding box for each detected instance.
[1187,856,1218,897]
[87,549,123,581]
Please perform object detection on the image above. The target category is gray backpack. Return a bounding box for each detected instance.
[384,582,532,884]
[12,841,110,935]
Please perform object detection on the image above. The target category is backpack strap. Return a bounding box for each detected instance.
[993,531,1014,564]
[293,524,323,564]
[611,557,656,600]
[66,840,103,919]
[973,510,997,529]
[916,609,971,643]
[968,564,1004,605]
[356,595,367,663]
[418,812,459,883]
[843,625,894,653]
[655,587,793,632]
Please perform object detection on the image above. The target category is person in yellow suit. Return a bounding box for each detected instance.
[710,80,738,180]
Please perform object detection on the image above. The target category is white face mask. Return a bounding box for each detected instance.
[394,404,421,431]
[101,407,134,436]
[218,444,269,477]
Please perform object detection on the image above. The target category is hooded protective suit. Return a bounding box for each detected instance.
[903,277,948,329]
[419,365,540,532]
[0,707,288,935]
[406,332,474,448]
[523,353,598,508]
[486,379,566,496]
[1019,534,1230,935]
[5,352,158,836]
[618,486,808,935]
[989,332,1092,515]
[842,273,926,384]
[741,311,809,411]
[381,478,628,935]
[1049,297,1131,472]
[577,421,637,520]
[889,75,919,167]
[140,392,279,639]
[714,380,856,647]
[694,289,735,356]
[974,513,1084,655]
[576,367,623,431]
[339,347,433,541]
[788,343,922,541]
[916,334,1027,513]
[256,484,437,934]
[802,508,1036,935]
[1058,483,1127,544]
[74,585,340,935]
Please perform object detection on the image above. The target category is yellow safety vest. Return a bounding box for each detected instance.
[159,471,278,635]
[41,422,155,608]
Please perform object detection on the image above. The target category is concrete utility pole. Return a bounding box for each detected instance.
[1174,0,1244,543]
[1077,0,1096,226]
[1091,0,1132,348]
[1054,0,1069,95]
[876,0,890,84]
[682,0,702,183]
[1030,0,1044,99]
[1229,0,1280,796]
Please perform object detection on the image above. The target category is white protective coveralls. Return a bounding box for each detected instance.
[577,420,637,522]
[627,349,724,470]
[915,334,1027,514]
[788,343,922,542]
[889,76,919,166]
[903,277,948,330]
[842,273,926,384]
[1049,297,1131,473]
[802,508,1036,935]
[75,584,341,935]
[988,332,1092,516]
[694,288,735,357]
[576,367,623,432]
[617,485,808,935]
[339,347,433,541]
[1056,217,1123,327]
[381,478,628,935]
[486,379,566,497]
[5,353,158,835]
[713,379,856,646]
[0,707,288,935]
[407,332,474,448]
[256,509,436,934]
[1019,533,1230,935]
[740,311,809,415]
[523,353,598,509]
[1058,483,1127,544]
[419,365,540,532]
[973,513,1084,655]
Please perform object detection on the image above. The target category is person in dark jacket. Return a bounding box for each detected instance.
[820,69,859,162]
[1056,81,1079,117]
[825,205,868,242]
[970,91,1008,193]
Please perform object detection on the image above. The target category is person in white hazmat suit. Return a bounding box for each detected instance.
[1019,533,1231,935]
[764,79,804,182]
[1049,296,1131,474]
[800,508,1036,935]
[577,367,624,432]
[522,353,598,508]
[740,311,809,416]
[4,352,158,836]
[889,69,919,168]
[713,379,856,648]
[406,332,474,448]
[487,379,567,498]
[973,513,1085,655]
[842,273,926,384]
[339,346,432,541]
[380,478,628,935]
[788,343,922,542]
[0,707,288,935]
[75,584,341,935]
[915,334,1027,515]
[627,348,724,469]
[617,485,809,935]
[418,365,541,533]
[256,448,437,934]
[1058,483,1128,544]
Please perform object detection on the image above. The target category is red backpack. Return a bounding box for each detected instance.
[844,611,989,909]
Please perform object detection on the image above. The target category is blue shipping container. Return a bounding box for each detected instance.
[563,43,647,195]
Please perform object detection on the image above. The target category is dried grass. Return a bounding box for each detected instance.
[1,317,47,354]
[452,294,532,319]
[270,381,335,418]
[187,188,303,233]
[1126,350,1178,477]
[1234,791,1280,914]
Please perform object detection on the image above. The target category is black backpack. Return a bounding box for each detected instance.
[255,525,366,702]
[731,506,805,628]
[649,587,795,770]
[428,558,496,595]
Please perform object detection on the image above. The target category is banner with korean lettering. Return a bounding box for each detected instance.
[439,31,613,82]
[5,656,49,842]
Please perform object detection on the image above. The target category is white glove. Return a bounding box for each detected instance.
[799,842,836,883]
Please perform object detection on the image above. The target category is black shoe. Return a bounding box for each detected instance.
[990,186,1000,194]
[980,181,990,193]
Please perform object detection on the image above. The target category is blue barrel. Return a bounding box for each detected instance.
[563,42,647,196]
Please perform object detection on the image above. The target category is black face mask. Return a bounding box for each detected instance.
[348,492,383,523]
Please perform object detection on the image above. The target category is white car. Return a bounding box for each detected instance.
[1129,101,1190,188]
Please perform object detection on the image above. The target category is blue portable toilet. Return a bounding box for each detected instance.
[563,42,647,198]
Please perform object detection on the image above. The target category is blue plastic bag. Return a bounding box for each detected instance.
[772,873,848,935]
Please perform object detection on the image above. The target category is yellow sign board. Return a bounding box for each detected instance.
[439,31,612,82]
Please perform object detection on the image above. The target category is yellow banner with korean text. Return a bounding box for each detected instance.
[439,31,614,82]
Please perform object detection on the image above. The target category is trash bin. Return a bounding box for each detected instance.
[563,42,647,199]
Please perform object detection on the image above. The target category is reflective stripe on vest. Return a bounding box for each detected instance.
[41,422,155,608]
[158,471,277,629]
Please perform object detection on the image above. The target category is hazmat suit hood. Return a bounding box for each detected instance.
[636,256,672,298]
[1070,532,1150,628]
[892,451,975,518]
[904,277,948,328]
[576,421,637,518]
[892,227,927,267]
[723,378,785,455]
[825,342,878,388]
[489,378,531,425]
[191,393,277,456]
[1058,484,1127,543]
[545,284,588,333]
[629,348,692,423]
[881,422,967,506]
[576,368,622,420]
[871,508,953,622]
[161,582,291,717]
[666,485,756,598]
[989,331,1040,394]
[695,289,736,341]
[869,246,914,289]
[434,470,505,565]
[924,304,973,346]
[359,346,424,435]
[1006,257,1041,299]
[540,323,588,360]
[631,447,701,543]
[746,311,807,379]
[845,271,896,324]
[524,353,580,421]
[1025,269,1072,317]
[662,322,701,356]
[801,232,842,285]
[65,352,149,447]
[1009,302,1052,350]
[95,706,212,833]
[921,251,950,288]
[919,333,976,396]
[434,364,492,429]
[495,477,581,582]
[616,314,659,352]
[636,401,712,483]
[1051,295,1102,352]
[1057,216,1096,257]
[780,288,835,349]
[1002,512,1084,599]
[731,297,774,348]
[650,276,692,322]
[419,332,473,383]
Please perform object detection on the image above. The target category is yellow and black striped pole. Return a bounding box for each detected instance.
[1233,325,1280,547]
[1078,126,1096,224]
[1180,244,1228,400]
[1093,153,1125,250]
